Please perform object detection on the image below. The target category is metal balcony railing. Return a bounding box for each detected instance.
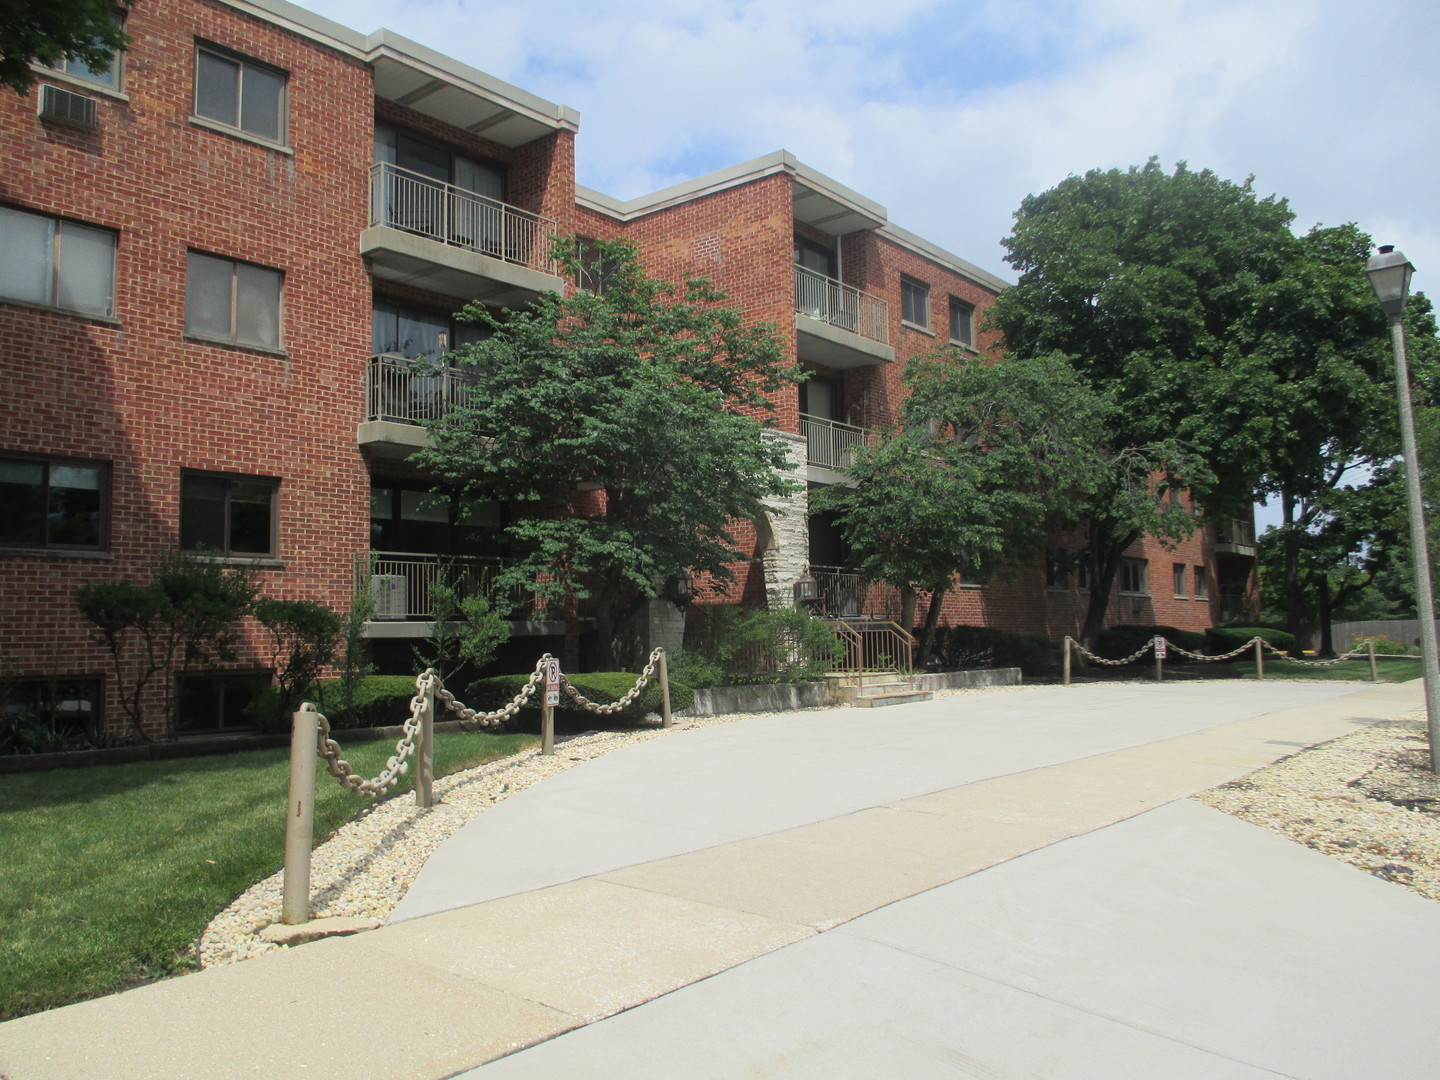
[359,551,532,620]
[365,354,480,425]
[799,413,870,471]
[794,265,889,345]
[369,162,559,275]
[1216,518,1257,547]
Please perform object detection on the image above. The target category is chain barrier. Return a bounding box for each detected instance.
[1068,638,1155,667]
[1074,634,1411,668]
[560,648,663,714]
[1256,639,1367,667]
[436,655,549,731]
[1164,639,1258,662]
[314,695,421,799]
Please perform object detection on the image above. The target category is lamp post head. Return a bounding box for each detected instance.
[1366,245,1416,320]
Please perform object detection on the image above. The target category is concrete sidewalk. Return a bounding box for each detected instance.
[1,681,1432,1079]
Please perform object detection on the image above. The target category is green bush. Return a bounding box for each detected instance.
[932,625,1057,677]
[248,675,419,734]
[685,606,843,684]
[1351,634,1411,655]
[1206,625,1295,655]
[1095,624,1207,662]
[667,648,725,689]
[466,670,695,726]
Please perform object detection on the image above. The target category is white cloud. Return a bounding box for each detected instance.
[295,0,1440,284]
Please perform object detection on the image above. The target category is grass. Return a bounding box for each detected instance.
[1225,657,1420,682]
[0,729,537,1021]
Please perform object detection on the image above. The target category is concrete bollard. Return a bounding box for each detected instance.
[282,704,319,926]
[1369,639,1379,682]
[659,649,672,728]
[1254,637,1265,680]
[1063,637,1072,686]
[416,677,434,809]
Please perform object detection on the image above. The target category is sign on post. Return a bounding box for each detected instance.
[544,657,560,706]
[541,657,559,756]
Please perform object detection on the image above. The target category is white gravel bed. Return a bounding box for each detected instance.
[1196,710,1440,903]
[199,685,1024,968]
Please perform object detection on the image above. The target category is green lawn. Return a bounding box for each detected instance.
[0,730,536,1021]
[1224,657,1421,682]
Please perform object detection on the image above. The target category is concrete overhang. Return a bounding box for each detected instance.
[795,315,895,369]
[361,225,565,306]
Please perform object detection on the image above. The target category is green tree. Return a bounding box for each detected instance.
[411,575,510,683]
[253,597,341,722]
[991,159,1316,644]
[0,0,132,95]
[412,238,800,669]
[815,351,1113,666]
[75,553,257,740]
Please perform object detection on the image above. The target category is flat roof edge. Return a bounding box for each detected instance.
[880,223,1011,293]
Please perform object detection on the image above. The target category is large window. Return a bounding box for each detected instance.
[1194,565,1210,600]
[901,275,929,329]
[1119,557,1149,596]
[2,677,102,742]
[0,455,106,550]
[185,251,282,350]
[1173,562,1187,598]
[948,296,974,346]
[180,472,276,558]
[0,206,116,317]
[176,671,270,733]
[1045,549,1070,589]
[194,44,286,144]
[49,9,124,89]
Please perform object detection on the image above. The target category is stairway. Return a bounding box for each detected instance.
[830,671,934,708]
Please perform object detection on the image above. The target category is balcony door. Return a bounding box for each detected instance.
[375,125,506,249]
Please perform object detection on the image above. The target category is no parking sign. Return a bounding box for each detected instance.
[1154,636,1168,659]
[544,657,561,706]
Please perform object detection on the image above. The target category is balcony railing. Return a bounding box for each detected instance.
[794,265,889,345]
[799,413,870,471]
[359,551,531,620]
[365,354,480,426]
[369,162,558,275]
[804,565,902,622]
[1216,517,1257,548]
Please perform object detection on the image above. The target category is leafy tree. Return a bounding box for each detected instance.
[413,238,800,669]
[991,159,1320,644]
[0,0,133,95]
[411,575,510,683]
[335,588,376,722]
[815,351,1114,665]
[75,553,257,740]
[253,597,341,722]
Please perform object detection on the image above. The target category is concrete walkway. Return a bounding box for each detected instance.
[2,680,1434,1079]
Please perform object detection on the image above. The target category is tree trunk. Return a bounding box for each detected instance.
[917,585,947,668]
[1316,576,1334,657]
[1079,522,1134,649]
[1279,493,1307,658]
[898,585,918,638]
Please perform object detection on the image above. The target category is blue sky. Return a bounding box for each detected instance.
[296,0,1439,287]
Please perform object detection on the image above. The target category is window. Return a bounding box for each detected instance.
[0,456,106,550]
[0,205,116,317]
[2,677,102,741]
[574,238,622,295]
[901,276,929,328]
[180,472,276,557]
[1046,549,1070,589]
[948,297,974,346]
[1119,557,1149,596]
[49,9,124,88]
[176,671,270,733]
[194,44,286,144]
[1075,554,1094,591]
[185,251,281,350]
[1173,563,1187,597]
[1194,566,1210,599]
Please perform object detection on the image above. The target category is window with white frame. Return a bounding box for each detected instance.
[948,296,974,346]
[901,275,929,328]
[1194,565,1210,599]
[0,455,107,550]
[194,44,286,144]
[0,205,116,317]
[185,251,282,350]
[180,472,276,558]
[48,9,124,89]
[1119,557,1149,596]
[1173,562,1187,597]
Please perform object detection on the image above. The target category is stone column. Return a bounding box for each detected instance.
[761,429,810,610]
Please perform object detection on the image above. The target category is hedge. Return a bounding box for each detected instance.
[1206,625,1296,655]
[1095,624,1207,662]
[931,625,1057,677]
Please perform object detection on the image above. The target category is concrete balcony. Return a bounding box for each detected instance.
[357,354,480,458]
[359,551,557,636]
[364,162,564,305]
[1215,517,1258,558]
[799,412,871,484]
[794,266,894,370]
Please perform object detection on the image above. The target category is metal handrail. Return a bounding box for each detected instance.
[365,354,480,425]
[827,617,914,673]
[794,265,889,344]
[799,413,871,471]
[358,550,531,619]
[368,162,558,274]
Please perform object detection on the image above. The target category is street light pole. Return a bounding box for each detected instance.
[1366,245,1440,773]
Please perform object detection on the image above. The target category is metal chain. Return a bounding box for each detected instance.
[435,655,549,731]
[1069,639,1155,667]
[1256,639,1367,667]
[313,677,430,798]
[560,648,663,714]
[1165,639,1257,662]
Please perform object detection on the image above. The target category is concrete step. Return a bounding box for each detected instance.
[850,690,934,708]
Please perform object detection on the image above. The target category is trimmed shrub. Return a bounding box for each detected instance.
[684,605,844,685]
[248,675,418,734]
[932,625,1057,677]
[1351,634,1410,656]
[1095,624,1207,663]
[1206,625,1295,655]
[667,648,725,690]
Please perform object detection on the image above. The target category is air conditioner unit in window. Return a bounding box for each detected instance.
[39,84,98,130]
[370,575,408,620]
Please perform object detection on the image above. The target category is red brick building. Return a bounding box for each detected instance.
[0,0,1254,739]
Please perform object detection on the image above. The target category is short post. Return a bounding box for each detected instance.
[1369,638,1379,683]
[1154,636,1164,683]
[1063,637,1072,686]
[542,655,559,756]
[1254,637,1265,681]
[282,704,319,926]
[658,648,672,728]
[416,676,434,809]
